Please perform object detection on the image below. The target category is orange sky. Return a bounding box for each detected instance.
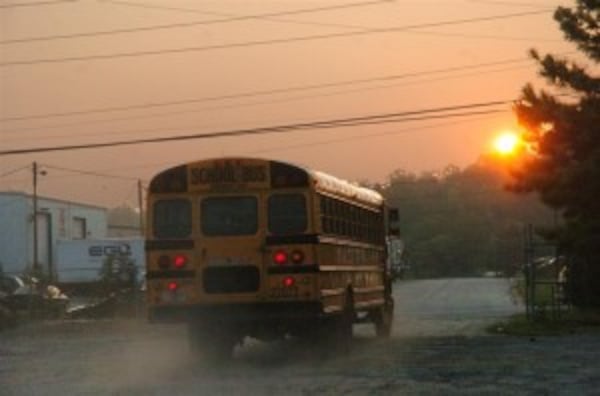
[0,0,580,207]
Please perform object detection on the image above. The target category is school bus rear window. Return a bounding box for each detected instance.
[268,193,307,235]
[201,196,258,236]
[153,199,192,238]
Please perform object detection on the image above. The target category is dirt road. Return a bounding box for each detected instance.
[1,278,599,395]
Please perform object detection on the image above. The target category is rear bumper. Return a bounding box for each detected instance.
[148,301,323,323]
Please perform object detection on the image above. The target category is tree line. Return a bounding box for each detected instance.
[379,157,555,279]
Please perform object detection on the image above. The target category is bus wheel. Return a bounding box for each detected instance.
[374,299,394,338]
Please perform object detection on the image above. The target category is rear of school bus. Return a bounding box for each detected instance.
[145,158,323,358]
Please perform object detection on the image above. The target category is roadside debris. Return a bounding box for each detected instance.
[0,257,144,329]
[0,274,69,327]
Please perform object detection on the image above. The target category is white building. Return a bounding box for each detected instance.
[0,192,107,277]
[55,238,144,283]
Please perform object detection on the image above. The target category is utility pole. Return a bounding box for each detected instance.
[32,161,39,273]
[137,179,144,236]
[29,161,39,319]
[136,179,145,319]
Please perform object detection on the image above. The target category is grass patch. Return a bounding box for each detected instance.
[488,309,600,336]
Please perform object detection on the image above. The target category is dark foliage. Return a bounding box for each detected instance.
[512,1,600,306]
[381,160,554,278]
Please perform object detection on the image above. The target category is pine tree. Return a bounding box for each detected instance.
[512,1,600,306]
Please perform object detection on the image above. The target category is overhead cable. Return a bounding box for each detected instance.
[250,113,501,154]
[0,56,536,123]
[0,164,31,178]
[0,0,75,9]
[85,112,501,174]
[0,9,551,67]
[102,0,384,16]
[1,63,530,141]
[0,103,509,156]
[0,0,388,44]
[41,164,141,181]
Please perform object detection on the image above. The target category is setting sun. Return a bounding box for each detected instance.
[493,132,521,155]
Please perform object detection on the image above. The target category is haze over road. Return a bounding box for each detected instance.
[0,278,547,395]
[389,277,522,337]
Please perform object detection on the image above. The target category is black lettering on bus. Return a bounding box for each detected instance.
[191,164,266,185]
[242,166,266,182]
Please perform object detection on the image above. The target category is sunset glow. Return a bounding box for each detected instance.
[0,1,571,205]
[493,132,521,155]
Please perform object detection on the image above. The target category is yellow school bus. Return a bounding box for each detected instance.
[145,157,396,358]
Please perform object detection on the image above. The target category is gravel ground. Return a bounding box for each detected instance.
[1,278,599,395]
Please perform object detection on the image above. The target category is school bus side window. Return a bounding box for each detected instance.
[201,196,258,236]
[153,199,192,238]
[268,194,307,235]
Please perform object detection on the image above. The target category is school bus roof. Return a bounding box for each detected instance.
[149,157,384,206]
[309,170,383,207]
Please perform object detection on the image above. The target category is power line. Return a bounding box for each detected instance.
[102,0,387,17]
[102,0,388,34]
[3,56,572,139]
[250,112,501,155]
[0,0,388,44]
[467,0,557,8]
[101,0,560,45]
[0,102,510,156]
[313,109,505,129]
[0,164,30,178]
[5,99,510,141]
[79,112,503,175]
[5,108,507,157]
[41,164,141,181]
[1,63,529,143]
[402,29,561,43]
[0,55,536,123]
[0,66,522,142]
[2,0,553,47]
[0,0,75,9]
[100,0,556,43]
[110,0,549,15]
[0,9,551,67]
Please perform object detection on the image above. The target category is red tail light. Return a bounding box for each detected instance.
[273,251,288,265]
[173,254,187,268]
[282,276,295,287]
[291,250,304,264]
[167,282,178,291]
